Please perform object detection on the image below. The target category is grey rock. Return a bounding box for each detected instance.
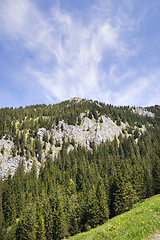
[37,128,46,140]
[0,139,14,152]
[0,137,41,178]
[0,155,41,179]
[69,97,83,103]
[132,107,155,118]
[67,144,74,153]
[52,115,122,147]
[0,114,122,178]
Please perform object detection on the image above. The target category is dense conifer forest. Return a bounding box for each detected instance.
[0,98,160,239]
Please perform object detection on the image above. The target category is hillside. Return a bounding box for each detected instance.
[0,98,160,239]
[68,194,160,240]
[0,97,159,178]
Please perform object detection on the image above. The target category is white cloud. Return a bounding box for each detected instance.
[0,0,160,106]
[0,0,29,38]
[111,69,160,107]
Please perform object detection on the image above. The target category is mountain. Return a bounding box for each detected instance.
[0,98,160,239]
[0,97,157,178]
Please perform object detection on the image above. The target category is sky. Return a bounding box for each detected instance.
[0,0,160,108]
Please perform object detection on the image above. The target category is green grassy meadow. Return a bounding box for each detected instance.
[68,194,160,240]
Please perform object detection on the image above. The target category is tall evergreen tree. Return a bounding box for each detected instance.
[0,179,4,230]
[16,201,37,240]
[152,154,160,194]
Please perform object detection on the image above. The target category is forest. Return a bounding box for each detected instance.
[0,98,160,239]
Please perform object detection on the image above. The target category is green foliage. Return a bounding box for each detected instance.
[152,154,160,194]
[36,215,46,240]
[68,194,160,240]
[0,100,160,239]
[0,179,4,230]
[1,146,5,155]
[49,135,53,145]
[134,128,139,139]
[16,202,37,240]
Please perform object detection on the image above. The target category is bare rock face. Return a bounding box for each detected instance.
[69,97,83,103]
[52,115,122,147]
[0,115,122,178]
[67,144,74,153]
[0,139,14,152]
[0,157,20,178]
[37,128,46,140]
[0,139,41,179]
[0,157,41,179]
[132,107,155,118]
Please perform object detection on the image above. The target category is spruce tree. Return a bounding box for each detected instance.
[2,176,16,226]
[0,178,4,230]
[51,186,69,239]
[96,178,109,224]
[152,154,160,194]
[16,201,37,240]
[36,215,46,240]
[111,166,138,216]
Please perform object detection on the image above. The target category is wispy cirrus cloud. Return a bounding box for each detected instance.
[110,69,160,107]
[0,0,160,106]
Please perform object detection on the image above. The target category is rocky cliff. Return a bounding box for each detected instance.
[0,98,156,179]
[0,139,41,178]
[47,115,122,147]
[0,115,122,178]
[132,107,155,118]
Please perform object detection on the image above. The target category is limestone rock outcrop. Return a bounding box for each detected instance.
[0,156,41,179]
[37,128,46,140]
[52,115,122,147]
[0,115,122,178]
[0,138,41,179]
[132,107,155,118]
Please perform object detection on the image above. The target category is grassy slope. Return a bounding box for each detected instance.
[68,195,160,240]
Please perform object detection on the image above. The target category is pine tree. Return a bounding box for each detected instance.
[43,200,54,240]
[16,201,37,240]
[96,178,109,224]
[12,146,17,157]
[26,160,38,200]
[2,176,16,226]
[51,186,69,239]
[66,178,79,236]
[0,178,4,230]
[49,135,53,145]
[111,166,139,216]
[1,146,5,155]
[12,160,26,217]
[81,182,99,230]
[36,215,46,240]
[152,154,160,194]
[43,132,48,143]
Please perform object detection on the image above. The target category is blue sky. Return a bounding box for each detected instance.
[0,0,160,108]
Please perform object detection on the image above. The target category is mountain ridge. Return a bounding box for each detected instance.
[0,98,157,178]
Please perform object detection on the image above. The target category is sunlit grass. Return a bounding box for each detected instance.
[68,194,160,240]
